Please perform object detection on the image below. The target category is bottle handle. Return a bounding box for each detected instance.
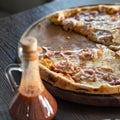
[5,64,22,93]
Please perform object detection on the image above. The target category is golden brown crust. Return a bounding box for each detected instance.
[98,5,120,14]
[49,8,81,25]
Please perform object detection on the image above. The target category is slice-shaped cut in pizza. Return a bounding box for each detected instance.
[49,5,120,51]
[38,45,120,94]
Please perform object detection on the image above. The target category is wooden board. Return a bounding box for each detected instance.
[17,11,120,106]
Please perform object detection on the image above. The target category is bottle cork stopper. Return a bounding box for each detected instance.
[20,37,37,52]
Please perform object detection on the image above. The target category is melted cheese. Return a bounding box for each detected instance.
[62,10,120,45]
[39,45,120,87]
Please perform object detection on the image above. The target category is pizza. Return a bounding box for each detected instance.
[36,4,120,94]
[19,5,120,95]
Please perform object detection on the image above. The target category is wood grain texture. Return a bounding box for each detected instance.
[1,0,120,120]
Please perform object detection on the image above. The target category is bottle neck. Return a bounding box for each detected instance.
[22,51,38,61]
[19,51,45,97]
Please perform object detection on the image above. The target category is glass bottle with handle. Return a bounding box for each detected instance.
[8,37,57,120]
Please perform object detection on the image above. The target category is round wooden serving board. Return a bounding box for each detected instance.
[17,10,120,106]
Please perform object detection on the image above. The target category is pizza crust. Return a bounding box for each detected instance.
[49,8,81,25]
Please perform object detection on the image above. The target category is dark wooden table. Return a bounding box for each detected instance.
[1,0,120,120]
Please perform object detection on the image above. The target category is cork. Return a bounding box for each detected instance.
[20,36,37,52]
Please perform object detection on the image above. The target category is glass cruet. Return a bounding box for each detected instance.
[9,37,57,120]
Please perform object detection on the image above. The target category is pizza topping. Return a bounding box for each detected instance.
[79,50,93,60]
[91,29,113,45]
[115,50,120,58]
[40,58,53,69]
[75,11,99,21]
[99,66,113,72]
[79,48,102,60]
[72,68,96,83]
[109,45,120,51]
[72,66,118,85]
[63,18,78,31]
[63,12,119,45]
[40,47,103,67]
[51,59,76,74]
[110,79,120,85]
